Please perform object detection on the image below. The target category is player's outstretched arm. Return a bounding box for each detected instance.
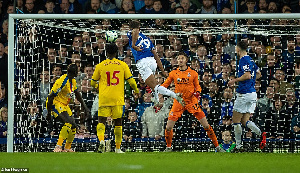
[46,93,55,121]
[256,70,261,80]
[74,90,90,118]
[127,77,140,98]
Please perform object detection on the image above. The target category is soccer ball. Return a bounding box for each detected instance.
[105,30,118,43]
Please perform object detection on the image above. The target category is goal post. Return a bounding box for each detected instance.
[7,13,300,152]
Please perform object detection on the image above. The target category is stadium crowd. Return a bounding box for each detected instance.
[0,0,300,147]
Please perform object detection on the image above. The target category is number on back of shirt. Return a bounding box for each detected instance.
[136,36,150,49]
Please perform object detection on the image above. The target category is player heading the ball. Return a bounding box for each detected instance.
[127,20,183,105]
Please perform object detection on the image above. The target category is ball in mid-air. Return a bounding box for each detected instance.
[105,30,118,43]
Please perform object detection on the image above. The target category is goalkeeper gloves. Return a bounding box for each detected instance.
[193,91,201,101]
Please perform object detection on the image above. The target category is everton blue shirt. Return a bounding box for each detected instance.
[236,55,258,94]
[127,31,155,62]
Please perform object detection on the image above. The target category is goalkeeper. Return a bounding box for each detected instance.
[91,43,139,153]
[46,64,90,152]
[161,52,224,152]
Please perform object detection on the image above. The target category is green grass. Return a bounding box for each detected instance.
[0,152,299,173]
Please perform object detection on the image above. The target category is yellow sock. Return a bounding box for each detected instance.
[114,126,122,149]
[65,128,76,149]
[97,123,105,142]
[57,123,72,146]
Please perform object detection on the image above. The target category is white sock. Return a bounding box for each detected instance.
[233,123,242,148]
[155,85,177,98]
[246,121,261,136]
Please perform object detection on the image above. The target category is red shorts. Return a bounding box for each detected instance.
[168,97,205,121]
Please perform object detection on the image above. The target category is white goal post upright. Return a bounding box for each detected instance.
[7,13,300,152]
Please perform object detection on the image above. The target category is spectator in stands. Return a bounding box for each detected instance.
[75,124,91,139]
[213,41,231,65]
[138,0,154,14]
[100,0,118,13]
[95,37,106,59]
[268,1,277,13]
[0,81,5,107]
[255,79,264,99]
[253,86,276,138]
[197,0,217,14]
[195,45,210,75]
[50,64,62,83]
[39,69,50,106]
[220,87,234,125]
[59,0,71,14]
[243,0,257,13]
[201,94,220,132]
[186,34,199,61]
[258,0,268,11]
[24,0,37,14]
[261,53,279,91]
[136,92,153,122]
[119,0,135,13]
[212,59,222,80]
[284,89,300,119]
[115,37,126,60]
[86,0,105,13]
[0,106,7,138]
[152,0,166,13]
[104,116,115,141]
[72,35,83,54]
[200,70,212,95]
[218,126,236,152]
[17,0,25,12]
[268,78,279,93]
[294,62,300,99]
[141,95,172,140]
[58,45,69,72]
[274,69,294,96]
[171,39,183,53]
[1,19,8,46]
[45,0,56,14]
[291,113,300,139]
[208,80,221,107]
[155,44,171,71]
[282,37,299,81]
[83,64,94,79]
[123,110,142,142]
[218,63,231,92]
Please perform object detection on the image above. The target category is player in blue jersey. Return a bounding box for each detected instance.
[228,41,266,152]
[127,20,183,105]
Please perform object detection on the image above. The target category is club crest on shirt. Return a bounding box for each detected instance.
[187,72,191,77]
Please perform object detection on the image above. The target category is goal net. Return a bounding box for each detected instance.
[4,14,300,153]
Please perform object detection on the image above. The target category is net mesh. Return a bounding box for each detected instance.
[3,17,300,152]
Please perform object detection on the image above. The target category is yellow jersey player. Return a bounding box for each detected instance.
[91,43,139,153]
[46,64,90,152]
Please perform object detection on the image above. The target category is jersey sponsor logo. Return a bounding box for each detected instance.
[242,65,250,71]
[176,78,189,84]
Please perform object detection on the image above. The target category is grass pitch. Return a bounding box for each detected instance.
[0,152,299,173]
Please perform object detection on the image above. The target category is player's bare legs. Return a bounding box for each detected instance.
[145,74,183,105]
[54,112,77,152]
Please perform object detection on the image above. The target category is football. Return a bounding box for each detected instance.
[105,30,118,43]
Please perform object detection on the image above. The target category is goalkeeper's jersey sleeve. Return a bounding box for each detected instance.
[92,58,133,106]
[50,74,77,105]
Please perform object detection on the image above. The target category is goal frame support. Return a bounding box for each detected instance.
[8,13,300,152]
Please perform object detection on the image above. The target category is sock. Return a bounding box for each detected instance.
[233,123,242,148]
[57,123,72,146]
[155,85,177,98]
[97,123,105,142]
[165,129,173,148]
[246,121,262,136]
[65,128,76,149]
[114,126,122,149]
[204,125,219,147]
